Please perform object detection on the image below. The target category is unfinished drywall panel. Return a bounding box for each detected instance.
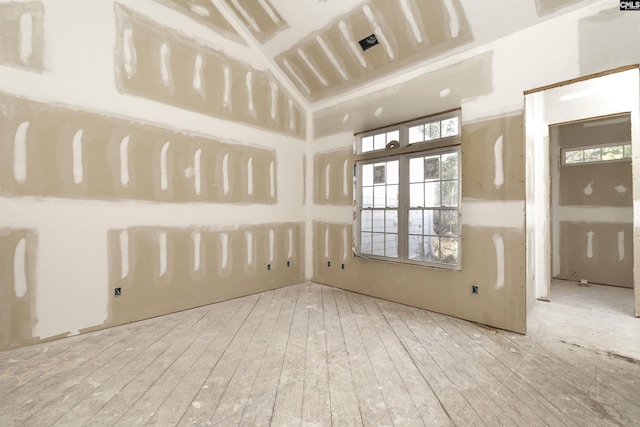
[276,0,472,101]
[153,0,245,44]
[114,4,305,139]
[107,223,304,326]
[0,92,278,204]
[462,114,524,201]
[0,229,37,350]
[313,148,353,206]
[558,222,633,287]
[312,52,493,138]
[312,221,525,333]
[558,162,632,206]
[0,2,44,71]
[578,8,640,77]
[223,0,287,42]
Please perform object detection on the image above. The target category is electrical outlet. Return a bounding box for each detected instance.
[267,264,271,271]
[341,263,345,270]
[287,261,290,267]
[114,287,122,297]
[471,285,478,295]
[327,261,331,267]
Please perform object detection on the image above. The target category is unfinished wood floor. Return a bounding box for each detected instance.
[1,282,639,426]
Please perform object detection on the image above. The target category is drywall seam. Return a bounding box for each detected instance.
[211,0,310,108]
[461,200,524,230]
[554,206,633,223]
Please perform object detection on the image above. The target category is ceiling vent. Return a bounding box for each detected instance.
[358,34,379,52]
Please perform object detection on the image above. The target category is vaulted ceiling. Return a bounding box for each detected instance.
[162,0,596,105]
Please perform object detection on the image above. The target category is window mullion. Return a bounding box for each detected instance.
[397,154,409,259]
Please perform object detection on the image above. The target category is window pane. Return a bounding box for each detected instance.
[602,145,623,161]
[423,209,439,235]
[424,156,440,180]
[441,117,459,137]
[373,186,386,208]
[564,150,583,164]
[362,164,373,186]
[387,130,399,144]
[387,160,399,184]
[409,157,424,183]
[374,133,386,150]
[372,233,385,255]
[441,152,458,180]
[372,210,385,232]
[386,210,398,233]
[385,234,398,257]
[386,184,398,207]
[408,235,423,260]
[425,122,440,140]
[408,125,424,143]
[408,210,422,234]
[362,186,373,207]
[584,148,600,162]
[439,237,458,264]
[410,183,424,207]
[362,136,373,152]
[373,163,386,184]
[360,232,372,254]
[438,210,459,236]
[424,236,440,262]
[624,144,632,158]
[360,210,372,232]
[442,181,458,207]
[424,182,441,207]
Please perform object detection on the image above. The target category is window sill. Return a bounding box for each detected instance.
[354,254,461,272]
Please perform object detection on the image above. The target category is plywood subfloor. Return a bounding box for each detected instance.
[1,282,639,426]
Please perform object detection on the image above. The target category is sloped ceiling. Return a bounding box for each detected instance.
[176,0,597,105]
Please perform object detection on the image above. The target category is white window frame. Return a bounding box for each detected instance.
[354,110,462,270]
[561,141,631,166]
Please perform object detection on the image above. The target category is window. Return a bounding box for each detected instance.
[355,111,461,269]
[563,142,631,165]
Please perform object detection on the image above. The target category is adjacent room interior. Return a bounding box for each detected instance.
[1,0,639,425]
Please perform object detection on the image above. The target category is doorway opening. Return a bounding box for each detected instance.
[524,66,640,318]
[550,114,633,289]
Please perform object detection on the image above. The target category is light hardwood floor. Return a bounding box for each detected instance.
[1,282,639,426]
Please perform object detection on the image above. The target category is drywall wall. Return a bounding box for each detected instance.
[310,0,640,333]
[550,117,633,288]
[0,0,306,351]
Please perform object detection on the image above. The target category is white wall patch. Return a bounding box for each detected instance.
[493,135,504,189]
[586,230,594,259]
[13,238,27,298]
[618,230,625,262]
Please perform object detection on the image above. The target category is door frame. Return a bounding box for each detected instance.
[524,65,640,316]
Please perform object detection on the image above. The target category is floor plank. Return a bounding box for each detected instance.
[0,281,639,427]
